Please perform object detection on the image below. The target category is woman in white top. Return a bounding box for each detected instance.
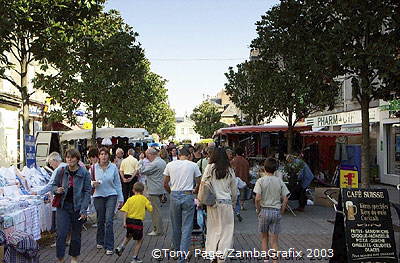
[202,147,237,263]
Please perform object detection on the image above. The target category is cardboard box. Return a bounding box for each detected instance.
[314,187,340,207]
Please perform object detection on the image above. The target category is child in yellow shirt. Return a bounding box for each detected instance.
[115,182,153,263]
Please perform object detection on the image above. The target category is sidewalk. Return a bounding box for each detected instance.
[371,183,400,204]
[39,195,399,262]
[39,199,338,263]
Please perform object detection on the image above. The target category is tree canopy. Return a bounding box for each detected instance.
[302,0,400,186]
[190,101,227,138]
[108,70,176,140]
[225,60,273,125]
[35,10,146,143]
[0,0,105,164]
[226,0,340,153]
[35,10,175,142]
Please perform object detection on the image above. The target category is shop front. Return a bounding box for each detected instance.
[305,107,380,182]
[379,110,400,186]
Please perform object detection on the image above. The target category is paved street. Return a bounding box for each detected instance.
[37,200,336,262]
[39,185,400,262]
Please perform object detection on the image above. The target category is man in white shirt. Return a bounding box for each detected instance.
[164,147,201,263]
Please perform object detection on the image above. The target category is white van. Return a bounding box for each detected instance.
[35,131,64,167]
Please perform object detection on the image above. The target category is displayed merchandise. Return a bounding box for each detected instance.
[3,230,39,263]
[0,165,53,241]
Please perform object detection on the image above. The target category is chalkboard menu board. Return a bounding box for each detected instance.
[341,188,398,262]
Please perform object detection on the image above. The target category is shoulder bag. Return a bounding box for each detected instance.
[90,165,96,195]
[198,169,216,206]
[52,167,65,208]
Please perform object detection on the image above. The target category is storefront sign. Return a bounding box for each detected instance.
[24,135,36,168]
[29,105,43,117]
[341,189,398,262]
[340,166,359,188]
[306,108,379,128]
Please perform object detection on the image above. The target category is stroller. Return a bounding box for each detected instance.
[192,206,207,248]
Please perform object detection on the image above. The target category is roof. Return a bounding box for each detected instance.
[222,103,240,117]
[60,128,149,141]
[214,125,311,136]
[300,131,362,137]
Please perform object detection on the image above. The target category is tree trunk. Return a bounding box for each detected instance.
[287,113,293,154]
[360,96,371,188]
[20,52,30,166]
[91,105,97,146]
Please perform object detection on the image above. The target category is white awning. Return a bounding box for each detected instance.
[60,128,149,141]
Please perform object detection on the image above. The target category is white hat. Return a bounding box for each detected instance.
[101,137,112,146]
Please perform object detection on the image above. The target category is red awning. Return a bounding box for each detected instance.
[215,125,311,136]
[300,131,361,137]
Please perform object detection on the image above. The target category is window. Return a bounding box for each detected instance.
[387,124,400,175]
[36,144,49,157]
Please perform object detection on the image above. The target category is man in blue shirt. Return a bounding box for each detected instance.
[287,155,314,212]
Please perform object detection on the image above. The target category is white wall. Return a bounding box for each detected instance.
[0,107,19,167]
[174,118,201,143]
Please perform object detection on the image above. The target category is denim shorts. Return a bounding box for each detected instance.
[258,208,281,234]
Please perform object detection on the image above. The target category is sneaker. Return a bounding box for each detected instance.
[105,250,113,255]
[92,223,98,228]
[236,214,243,222]
[96,244,103,249]
[130,256,143,263]
[115,247,124,256]
[50,242,56,248]
[147,231,159,236]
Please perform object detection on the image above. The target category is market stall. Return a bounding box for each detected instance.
[300,131,362,184]
[214,125,311,158]
[59,128,153,161]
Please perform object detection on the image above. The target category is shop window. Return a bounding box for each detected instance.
[387,124,400,175]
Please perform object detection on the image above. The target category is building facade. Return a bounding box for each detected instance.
[0,57,47,167]
[173,116,201,144]
[305,78,400,186]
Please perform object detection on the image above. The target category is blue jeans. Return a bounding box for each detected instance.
[170,191,195,262]
[94,195,117,250]
[56,202,83,259]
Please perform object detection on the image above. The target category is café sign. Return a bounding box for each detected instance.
[306,108,379,128]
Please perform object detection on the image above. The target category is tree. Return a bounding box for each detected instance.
[226,1,340,153]
[190,101,227,138]
[225,60,274,125]
[35,10,146,144]
[304,0,400,187]
[108,71,176,140]
[0,0,105,164]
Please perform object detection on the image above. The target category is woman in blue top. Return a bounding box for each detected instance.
[92,147,124,255]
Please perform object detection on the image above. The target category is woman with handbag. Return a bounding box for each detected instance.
[200,147,237,263]
[92,147,124,255]
[52,149,91,263]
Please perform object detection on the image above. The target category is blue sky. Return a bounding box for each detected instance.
[105,0,279,116]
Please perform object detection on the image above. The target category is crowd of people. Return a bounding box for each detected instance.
[37,141,314,263]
